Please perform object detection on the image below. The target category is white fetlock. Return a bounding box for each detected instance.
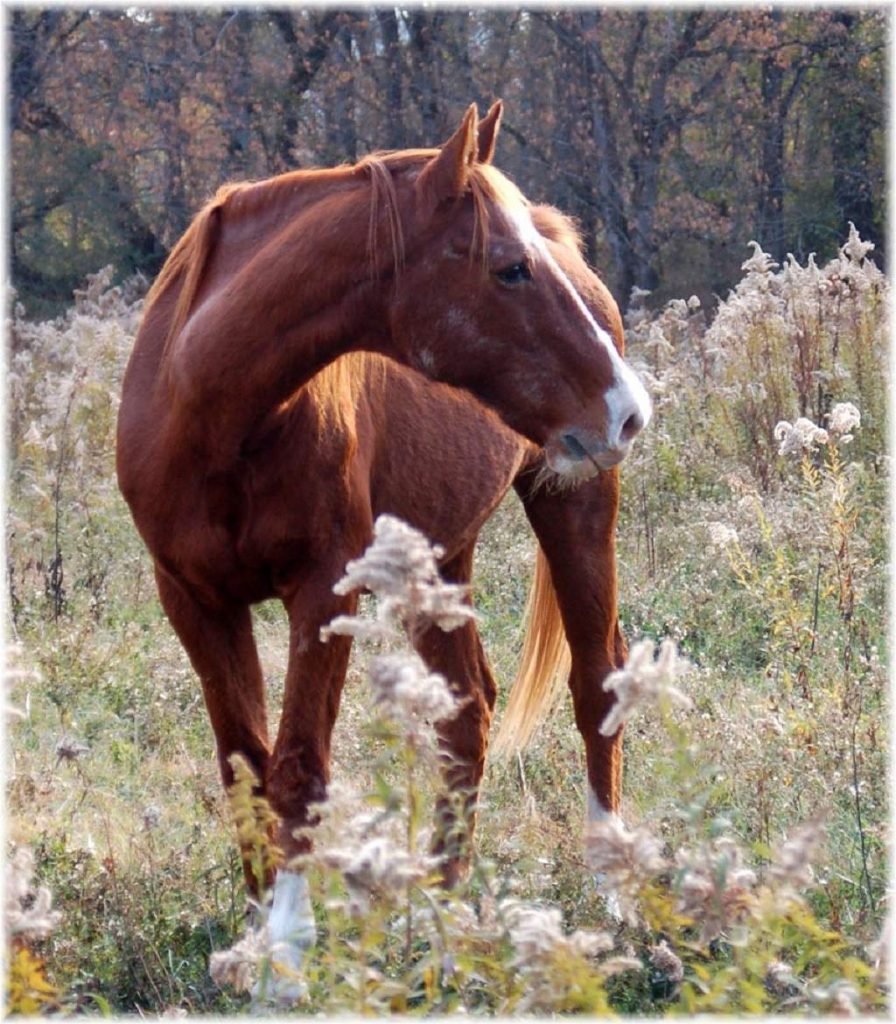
[252,871,316,1005]
[587,789,624,922]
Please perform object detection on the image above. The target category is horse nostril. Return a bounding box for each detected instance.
[561,433,590,459]
[620,410,645,443]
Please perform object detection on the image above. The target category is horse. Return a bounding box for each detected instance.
[116,102,651,984]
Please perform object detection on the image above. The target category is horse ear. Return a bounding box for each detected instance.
[477,100,503,164]
[416,104,479,213]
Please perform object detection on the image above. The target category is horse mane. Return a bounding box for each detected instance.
[146,151,532,378]
[302,351,385,443]
[530,204,585,256]
[143,182,238,355]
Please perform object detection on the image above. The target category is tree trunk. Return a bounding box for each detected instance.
[758,50,787,262]
[828,12,882,257]
[268,10,341,170]
[375,10,406,149]
[407,11,441,141]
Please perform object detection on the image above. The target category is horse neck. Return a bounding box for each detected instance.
[161,168,399,465]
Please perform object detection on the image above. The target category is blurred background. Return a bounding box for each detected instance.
[9,7,886,318]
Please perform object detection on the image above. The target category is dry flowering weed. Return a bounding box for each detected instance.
[706,520,739,550]
[584,816,667,925]
[600,637,692,735]
[767,818,825,894]
[503,901,613,967]
[827,401,861,439]
[315,834,438,918]
[367,652,459,732]
[774,417,829,456]
[324,514,476,642]
[764,959,803,1000]
[5,847,62,941]
[674,836,758,943]
[649,939,684,983]
[323,517,465,759]
[209,927,269,995]
[807,978,862,1016]
[500,901,617,1012]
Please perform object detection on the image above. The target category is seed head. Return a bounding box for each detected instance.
[774,417,829,456]
[765,959,803,999]
[767,818,825,894]
[707,521,739,550]
[368,652,460,728]
[504,900,612,967]
[318,835,437,917]
[5,846,62,941]
[325,515,475,641]
[209,927,269,994]
[649,939,684,983]
[826,402,861,440]
[600,638,692,736]
[675,836,757,943]
[585,816,667,925]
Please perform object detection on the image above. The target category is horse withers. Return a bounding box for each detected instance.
[116,102,651,991]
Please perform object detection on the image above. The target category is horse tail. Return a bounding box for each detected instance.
[491,545,570,756]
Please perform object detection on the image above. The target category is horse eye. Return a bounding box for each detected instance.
[495,261,532,285]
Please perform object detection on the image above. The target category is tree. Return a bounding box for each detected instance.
[8,7,886,317]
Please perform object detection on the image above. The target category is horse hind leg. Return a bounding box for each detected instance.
[411,544,497,887]
[153,565,273,895]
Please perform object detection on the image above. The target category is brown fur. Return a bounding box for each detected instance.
[116,106,632,889]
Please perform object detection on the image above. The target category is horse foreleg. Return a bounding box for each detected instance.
[153,565,272,894]
[516,471,627,829]
[413,545,497,887]
[258,571,358,996]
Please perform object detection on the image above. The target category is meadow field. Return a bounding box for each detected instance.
[5,231,889,1015]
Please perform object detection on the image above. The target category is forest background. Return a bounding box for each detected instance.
[9,5,888,321]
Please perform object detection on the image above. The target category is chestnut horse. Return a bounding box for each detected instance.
[116,103,650,982]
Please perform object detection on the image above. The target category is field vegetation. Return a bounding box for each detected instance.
[5,231,888,1015]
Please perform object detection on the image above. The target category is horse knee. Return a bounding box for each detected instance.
[438,692,492,782]
[266,746,328,838]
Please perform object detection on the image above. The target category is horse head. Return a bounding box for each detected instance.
[386,102,652,480]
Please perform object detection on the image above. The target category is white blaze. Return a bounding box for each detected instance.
[507,204,653,448]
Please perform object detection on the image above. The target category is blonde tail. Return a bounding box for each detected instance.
[491,546,571,756]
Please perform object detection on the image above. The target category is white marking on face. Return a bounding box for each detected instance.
[502,202,653,450]
[445,307,475,334]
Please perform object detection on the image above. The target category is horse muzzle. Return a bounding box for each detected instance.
[544,434,626,479]
[545,397,650,479]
